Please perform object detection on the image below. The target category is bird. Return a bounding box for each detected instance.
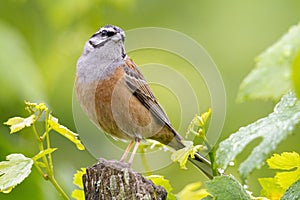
[75,24,216,179]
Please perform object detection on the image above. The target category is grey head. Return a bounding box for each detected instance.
[77,25,127,84]
[81,25,126,60]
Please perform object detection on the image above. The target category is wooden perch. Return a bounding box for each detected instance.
[83,158,167,200]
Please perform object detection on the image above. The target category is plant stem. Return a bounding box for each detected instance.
[208,145,219,176]
[48,175,70,200]
[32,125,50,172]
[45,110,54,174]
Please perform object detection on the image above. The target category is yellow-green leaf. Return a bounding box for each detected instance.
[48,115,85,150]
[267,152,300,170]
[281,179,300,200]
[267,152,300,189]
[217,92,300,180]
[72,189,85,200]
[258,178,285,200]
[72,168,86,200]
[171,141,202,169]
[73,168,86,189]
[186,108,211,139]
[4,115,35,133]
[237,22,300,101]
[25,101,48,112]
[177,182,209,200]
[147,175,176,200]
[32,148,57,161]
[0,154,33,193]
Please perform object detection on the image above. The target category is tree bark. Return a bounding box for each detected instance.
[83,158,167,200]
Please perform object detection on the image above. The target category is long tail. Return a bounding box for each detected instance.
[167,127,218,179]
[188,152,214,179]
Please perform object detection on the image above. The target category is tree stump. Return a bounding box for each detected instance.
[83,158,167,200]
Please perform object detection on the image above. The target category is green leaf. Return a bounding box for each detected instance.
[217,92,300,180]
[258,177,285,199]
[292,50,300,99]
[171,141,203,169]
[48,115,85,150]
[206,175,251,200]
[237,23,300,101]
[25,101,48,113]
[281,179,300,200]
[147,175,176,200]
[72,189,85,200]
[3,115,36,133]
[73,168,86,189]
[177,182,209,200]
[0,154,33,193]
[72,168,86,200]
[186,108,211,139]
[32,148,57,161]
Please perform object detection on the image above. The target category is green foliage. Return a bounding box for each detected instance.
[2,102,85,199]
[171,108,213,170]
[292,51,300,98]
[258,152,300,199]
[237,23,300,101]
[177,182,209,200]
[186,108,211,139]
[171,141,203,169]
[206,175,251,200]
[48,115,85,150]
[72,168,86,200]
[281,179,300,200]
[4,115,35,133]
[0,154,33,193]
[217,92,300,179]
[259,178,285,200]
[216,22,300,199]
[147,175,176,200]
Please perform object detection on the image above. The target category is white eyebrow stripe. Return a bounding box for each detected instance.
[101,27,116,32]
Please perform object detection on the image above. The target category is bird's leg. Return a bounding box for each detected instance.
[120,140,134,162]
[128,138,141,165]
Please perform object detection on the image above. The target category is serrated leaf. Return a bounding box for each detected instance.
[206,175,251,200]
[3,115,35,133]
[216,92,300,180]
[186,108,211,139]
[258,178,285,200]
[73,168,86,189]
[72,189,85,200]
[72,168,86,200]
[0,154,33,193]
[147,175,176,200]
[281,179,300,200]
[267,152,300,189]
[267,152,300,170]
[171,141,202,169]
[48,115,85,150]
[177,182,209,200]
[25,101,48,112]
[237,23,300,101]
[292,50,300,98]
[32,148,57,161]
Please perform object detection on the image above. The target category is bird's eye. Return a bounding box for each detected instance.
[106,31,116,37]
[100,30,107,37]
[100,30,116,37]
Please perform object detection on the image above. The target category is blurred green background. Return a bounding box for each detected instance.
[1,0,300,199]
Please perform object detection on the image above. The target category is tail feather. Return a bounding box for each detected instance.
[167,127,217,179]
[189,152,214,179]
